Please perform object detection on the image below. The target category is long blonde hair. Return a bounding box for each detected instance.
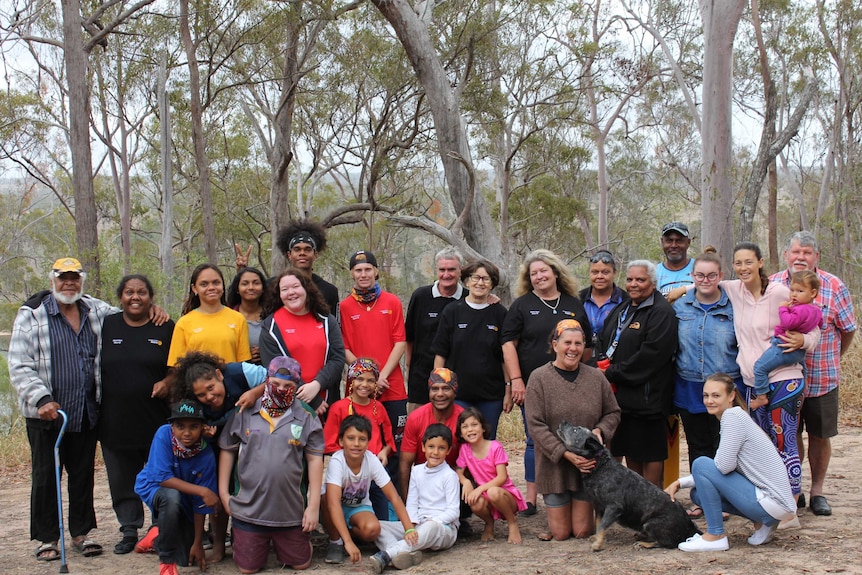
[515,249,579,297]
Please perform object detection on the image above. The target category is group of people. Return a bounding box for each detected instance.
[8,220,855,571]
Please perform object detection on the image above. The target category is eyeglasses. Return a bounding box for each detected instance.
[589,252,614,264]
[693,272,719,282]
[469,275,492,284]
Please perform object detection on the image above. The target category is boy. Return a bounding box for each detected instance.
[134,399,218,575]
[218,356,324,573]
[321,415,414,565]
[370,423,460,573]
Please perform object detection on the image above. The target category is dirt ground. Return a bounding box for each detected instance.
[1,422,860,575]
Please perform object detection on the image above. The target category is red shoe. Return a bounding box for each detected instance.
[135,526,159,553]
[159,563,180,575]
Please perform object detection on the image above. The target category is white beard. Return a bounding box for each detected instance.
[53,286,83,305]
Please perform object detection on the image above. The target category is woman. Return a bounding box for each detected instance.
[672,249,740,517]
[259,267,345,415]
[502,249,591,514]
[227,266,267,364]
[579,250,627,349]
[167,263,251,366]
[666,373,796,551]
[598,260,677,488]
[525,320,620,541]
[719,242,817,509]
[99,275,174,554]
[431,260,511,438]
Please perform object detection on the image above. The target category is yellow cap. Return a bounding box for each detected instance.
[52,258,84,276]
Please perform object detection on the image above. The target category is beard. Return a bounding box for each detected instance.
[53,285,83,305]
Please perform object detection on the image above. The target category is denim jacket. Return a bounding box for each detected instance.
[673,288,740,381]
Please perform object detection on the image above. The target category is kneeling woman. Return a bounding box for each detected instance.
[665,373,796,552]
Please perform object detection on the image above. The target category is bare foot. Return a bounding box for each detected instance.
[208,546,225,564]
[481,523,496,542]
[507,523,523,545]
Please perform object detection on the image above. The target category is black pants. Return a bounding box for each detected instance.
[102,445,150,537]
[678,409,720,469]
[26,417,98,543]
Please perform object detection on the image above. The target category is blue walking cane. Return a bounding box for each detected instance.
[54,409,69,573]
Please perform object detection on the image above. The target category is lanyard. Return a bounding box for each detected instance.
[605,304,635,360]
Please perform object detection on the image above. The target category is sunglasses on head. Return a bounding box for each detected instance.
[589,251,614,264]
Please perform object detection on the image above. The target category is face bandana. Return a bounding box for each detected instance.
[261,378,296,418]
[171,434,204,459]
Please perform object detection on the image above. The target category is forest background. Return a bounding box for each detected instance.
[0,0,859,316]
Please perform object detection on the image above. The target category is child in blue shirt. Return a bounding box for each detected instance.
[134,400,219,575]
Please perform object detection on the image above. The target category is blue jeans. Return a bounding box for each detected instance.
[519,405,535,484]
[752,337,805,394]
[689,457,778,536]
[455,399,504,440]
[152,487,195,565]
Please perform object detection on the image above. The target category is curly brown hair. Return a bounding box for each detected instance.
[275,219,328,255]
[171,351,226,403]
[265,267,331,317]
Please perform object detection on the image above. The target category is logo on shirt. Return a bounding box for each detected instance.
[192,327,204,333]
[228,323,237,329]
[457,323,468,329]
[561,310,575,318]
[630,322,641,330]
[289,424,303,445]
[112,338,123,344]
[428,312,439,318]
[529,310,540,315]
[285,328,297,334]
[380,309,392,315]
[350,314,362,321]
[147,338,163,346]
[486,324,499,331]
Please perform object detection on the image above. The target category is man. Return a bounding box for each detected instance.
[274,219,340,316]
[340,251,408,482]
[770,231,856,516]
[398,368,463,502]
[9,258,117,561]
[655,221,694,296]
[404,247,465,413]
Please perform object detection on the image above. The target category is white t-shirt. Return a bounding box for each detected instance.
[324,450,391,508]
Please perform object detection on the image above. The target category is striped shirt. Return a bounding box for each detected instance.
[46,296,99,432]
[770,269,856,397]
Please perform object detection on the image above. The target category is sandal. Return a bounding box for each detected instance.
[35,542,60,562]
[687,506,704,518]
[536,531,554,541]
[73,538,103,557]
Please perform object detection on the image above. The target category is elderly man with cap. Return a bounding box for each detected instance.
[8,257,167,562]
[655,221,695,296]
[340,251,408,480]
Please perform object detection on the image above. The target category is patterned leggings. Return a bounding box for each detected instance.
[736,379,804,495]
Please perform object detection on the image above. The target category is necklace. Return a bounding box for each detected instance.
[535,292,561,314]
[363,298,379,313]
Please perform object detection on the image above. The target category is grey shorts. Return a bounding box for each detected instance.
[543,490,588,508]
[800,387,839,438]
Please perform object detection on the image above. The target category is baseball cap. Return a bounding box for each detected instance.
[168,399,206,421]
[52,257,84,276]
[661,222,690,237]
[349,250,378,269]
[268,356,302,382]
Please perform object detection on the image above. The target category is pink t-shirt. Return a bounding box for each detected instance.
[456,440,527,519]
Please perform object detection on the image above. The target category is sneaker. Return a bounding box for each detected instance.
[678,533,729,552]
[777,515,801,530]
[369,551,391,574]
[324,542,344,564]
[135,526,159,554]
[159,563,180,575]
[747,523,777,546]
[391,550,423,570]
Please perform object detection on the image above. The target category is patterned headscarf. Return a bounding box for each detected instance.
[346,358,381,414]
[263,357,301,417]
[428,367,458,393]
[553,319,583,339]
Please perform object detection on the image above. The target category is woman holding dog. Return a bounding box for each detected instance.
[525,319,620,541]
[666,373,796,551]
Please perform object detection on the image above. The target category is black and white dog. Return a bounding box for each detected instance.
[556,421,700,551]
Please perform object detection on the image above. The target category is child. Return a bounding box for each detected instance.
[133,400,219,575]
[370,423,460,574]
[320,415,414,565]
[218,356,324,573]
[325,358,397,520]
[456,407,527,544]
[752,270,822,400]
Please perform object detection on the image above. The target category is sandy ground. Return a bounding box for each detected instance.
[1,421,860,575]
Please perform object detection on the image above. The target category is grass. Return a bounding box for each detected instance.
[0,341,860,471]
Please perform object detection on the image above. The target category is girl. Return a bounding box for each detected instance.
[227,267,268,364]
[324,359,397,521]
[666,373,796,551]
[455,407,527,544]
[168,264,252,366]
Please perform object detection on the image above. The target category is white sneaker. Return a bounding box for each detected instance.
[678,533,729,552]
[747,523,777,545]
[777,515,801,531]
